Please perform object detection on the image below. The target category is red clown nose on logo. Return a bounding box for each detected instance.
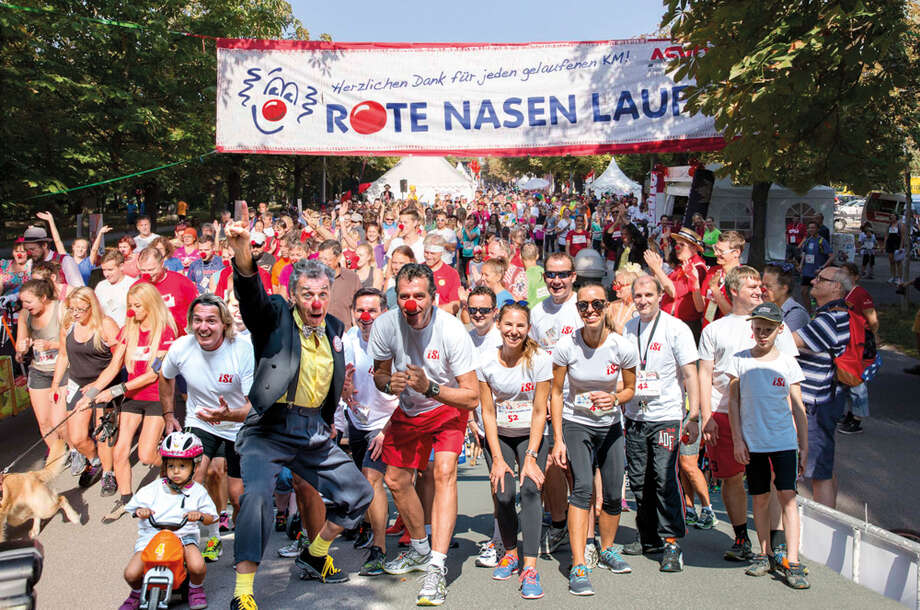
[311,300,323,311]
[262,99,287,122]
[403,299,419,313]
[359,311,372,322]
[349,101,387,135]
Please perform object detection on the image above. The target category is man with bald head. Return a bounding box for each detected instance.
[621,275,700,572]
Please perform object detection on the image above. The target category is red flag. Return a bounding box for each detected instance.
[342,190,353,201]
[585,169,595,181]
[358,182,372,193]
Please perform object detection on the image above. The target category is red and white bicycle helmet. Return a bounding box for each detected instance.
[159,431,204,461]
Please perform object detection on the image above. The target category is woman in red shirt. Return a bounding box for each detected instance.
[644,227,708,339]
[76,281,177,521]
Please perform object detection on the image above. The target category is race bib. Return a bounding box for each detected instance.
[704,299,719,323]
[349,404,371,425]
[66,378,80,402]
[572,392,607,418]
[572,235,587,244]
[496,399,532,430]
[134,346,151,362]
[635,371,661,401]
[804,254,815,264]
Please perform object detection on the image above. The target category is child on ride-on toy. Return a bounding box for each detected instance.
[119,432,218,610]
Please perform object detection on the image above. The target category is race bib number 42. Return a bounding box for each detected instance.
[572,392,607,418]
[635,371,661,401]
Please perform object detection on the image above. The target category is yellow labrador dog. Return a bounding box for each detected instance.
[0,439,80,541]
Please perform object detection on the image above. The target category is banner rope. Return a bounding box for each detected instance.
[10,150,218,204]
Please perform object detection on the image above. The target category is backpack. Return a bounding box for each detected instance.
[830,305,878,386]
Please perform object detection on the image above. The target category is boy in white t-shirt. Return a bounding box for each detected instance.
[726,302,809,590]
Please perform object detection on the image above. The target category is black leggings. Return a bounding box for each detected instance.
[483,434,548,557]
[563,419,625,515]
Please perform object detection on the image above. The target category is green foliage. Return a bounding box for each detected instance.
[661,0,920,195]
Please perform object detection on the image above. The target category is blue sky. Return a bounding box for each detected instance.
[290,0,665,43]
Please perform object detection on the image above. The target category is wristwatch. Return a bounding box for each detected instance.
[525,449,539,460]
[384,381,393,395]
[424,381,441,398]
[612,393,620,408]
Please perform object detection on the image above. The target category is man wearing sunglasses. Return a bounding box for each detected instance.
[791,266,852,509]
[528,252,583,556]
[701,230,746,328]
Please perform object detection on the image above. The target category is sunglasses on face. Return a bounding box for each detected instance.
[576,299,608,313]
[468,306,494,316]
[544,270,574,279]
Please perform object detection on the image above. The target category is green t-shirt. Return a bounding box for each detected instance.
[703,228,721,257]
[526,265,549,307]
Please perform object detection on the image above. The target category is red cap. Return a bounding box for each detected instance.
[403,299,418,313]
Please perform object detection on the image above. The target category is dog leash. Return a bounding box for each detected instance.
[1,403,91,475]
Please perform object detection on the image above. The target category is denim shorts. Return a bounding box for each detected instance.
[805,390,846,480]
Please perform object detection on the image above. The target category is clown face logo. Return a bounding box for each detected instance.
[237,67,318,135]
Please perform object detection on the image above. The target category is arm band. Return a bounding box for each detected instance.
[110,384,126,398]
[84,387,100,400]
[151,357,163,373]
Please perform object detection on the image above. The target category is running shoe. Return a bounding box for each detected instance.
[620,498,631,512]
[274,511,288,532]
[286,513,301,540]
[202,536,222,562]
[599,545,632,573]
[78,459,103,488]
[492,553,519,580]
[838,418,864,434]
[219,511,233,533]
[353,521,374,549]
[659,542,683,573]
[542,525,569,554]
[386,514,406,536]
[584,542,599,569]
[784,562,811,589]
[519,567,544,600]
[102,497,128,523]
[685,506,699,527]
[100,471,117,497]
[277,532,309,558]
[230,594,259,610]
[69,450,86,477]
[296,552,349,583]
[745,553,771,577]
[696,506,718,530]
[622,540,664,556]
[475,540,503,568]
[416,564,447,606]
[773,544,809,575]
[117,590,140,610]
[384,548,431,575]
[724,536,753,562]
[568,564,594,596]
[360,546,386,577]
[187,586,208,610]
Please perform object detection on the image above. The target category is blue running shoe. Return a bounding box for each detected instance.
[568,564,594,596]
[492,553,519,580]
[519,567,544,600]
[599,545,632,573]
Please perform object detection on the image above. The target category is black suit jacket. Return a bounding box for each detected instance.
[232,257,344,424]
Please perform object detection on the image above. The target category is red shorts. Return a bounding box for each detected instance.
[382,404,468,470]
[707,412,746,479]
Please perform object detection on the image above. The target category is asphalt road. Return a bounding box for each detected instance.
[1,412,899,609]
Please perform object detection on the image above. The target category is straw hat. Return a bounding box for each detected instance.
[670,227,704,250]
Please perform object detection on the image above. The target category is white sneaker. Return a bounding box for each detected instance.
[585,542,600,569]
[475,540,503,568]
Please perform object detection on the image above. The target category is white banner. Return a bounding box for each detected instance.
[216,39,721,157]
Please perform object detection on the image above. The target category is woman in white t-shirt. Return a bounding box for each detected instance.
[550,281,638,595]
[857,222,877,278]
[478,303,551,599]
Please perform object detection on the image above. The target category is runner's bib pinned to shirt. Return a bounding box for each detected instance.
[496,399,532,430]
[635,371,661,401]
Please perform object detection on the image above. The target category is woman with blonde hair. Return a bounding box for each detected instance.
[355,243,384,290]
[15,278,66,449]
[76,281,177,522]
[607,264,643,335]
[50,287,120,491]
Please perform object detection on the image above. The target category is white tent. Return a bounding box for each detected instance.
[518,177,550,190]
[365,157,476,203]
[455,161,471,179]
[588,157,642,199]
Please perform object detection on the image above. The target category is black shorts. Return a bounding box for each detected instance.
[745,449,798,496]
[188,426,241,479]
[121,399,163,416]
[27,367,54,390]
[885,234,900,254]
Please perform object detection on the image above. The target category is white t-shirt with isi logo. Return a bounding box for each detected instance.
[553,330,639,428]
[529,295,583,355]
[369,308,475,417]
[477,348,552,438]
[160,333,255,441]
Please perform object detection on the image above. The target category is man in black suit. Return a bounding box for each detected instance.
[225,221,372,610]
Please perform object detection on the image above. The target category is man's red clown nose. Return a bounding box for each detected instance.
[404,299,418,313]
[359,311,372,322]
[311,300,323,310]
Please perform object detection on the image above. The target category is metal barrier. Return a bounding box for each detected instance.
[798,496,920,608]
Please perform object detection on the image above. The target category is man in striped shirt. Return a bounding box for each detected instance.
[792,266,852,508]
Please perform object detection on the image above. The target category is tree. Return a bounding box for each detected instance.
[662,0,920,267]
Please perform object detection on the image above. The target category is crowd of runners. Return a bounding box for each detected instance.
[0,186,882,608]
